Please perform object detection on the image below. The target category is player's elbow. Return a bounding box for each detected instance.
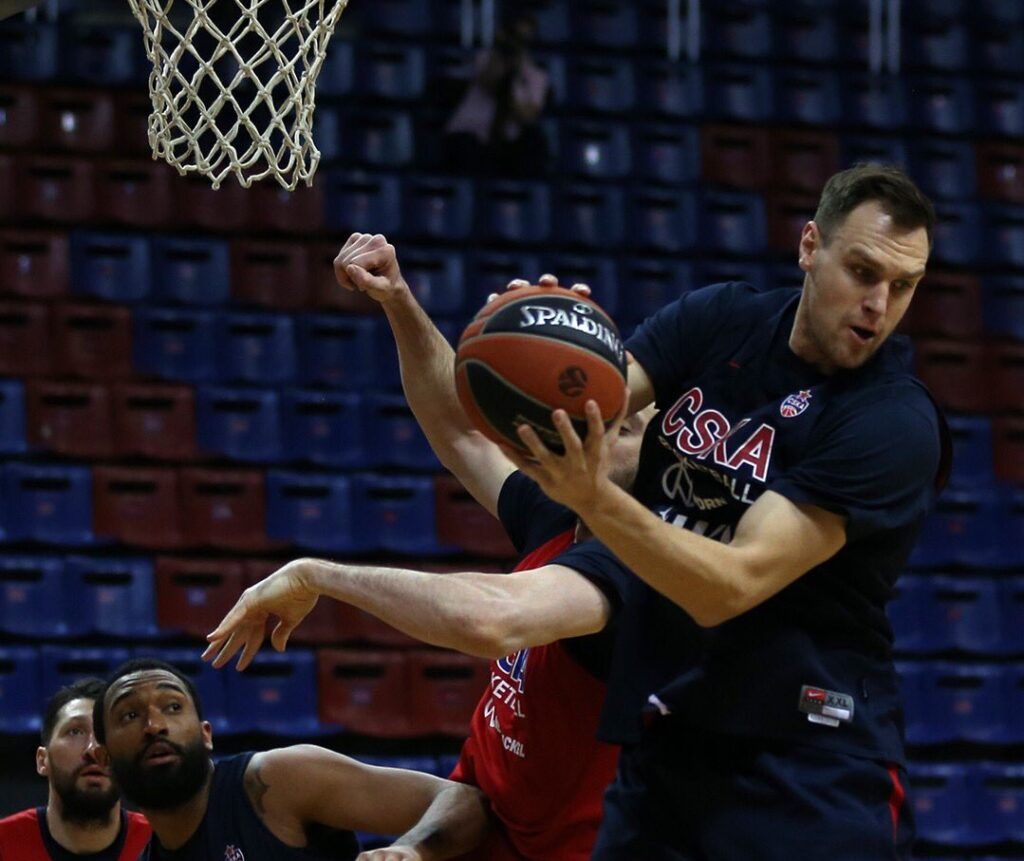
[450,602,525,660]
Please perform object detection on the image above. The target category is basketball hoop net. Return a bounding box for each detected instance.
[127,0,350,190]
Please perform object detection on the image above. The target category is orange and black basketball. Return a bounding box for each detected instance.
[455,286,627,452]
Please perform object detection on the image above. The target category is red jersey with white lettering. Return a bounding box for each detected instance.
[449,473,620,861]
[0,807,150,861]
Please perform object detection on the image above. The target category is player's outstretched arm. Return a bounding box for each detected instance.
[334,233,513,516]
[203,557,612,666]
[245,747,489,861]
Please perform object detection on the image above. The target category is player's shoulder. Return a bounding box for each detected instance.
[0,807,42,849]
[126,809,151,831]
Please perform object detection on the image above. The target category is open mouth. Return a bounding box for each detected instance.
[143,742,180,767]
[849,325,876,343]
[79,766,109,779]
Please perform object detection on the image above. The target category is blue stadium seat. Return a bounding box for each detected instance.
[633,123,700,185]
[39,646,131,703]
[568,57,635,113]
[774,69,841,126]
[909,75,975,135]
[944,416,994,491]
[841,135,909,171]
[343,109,414,168]
[517,0,571,43]
[478,181,551,244]
[313,106,343,163]
[698,190,767,255]
[889,576,925,651]
[907,762,973,845]
[134,307,219,383]
[61,24,144,86]
[1001,487,1024,568]
[840,73,907,130]
[904,17,971,71]
[705,63,773,122]
[555,184,626,249]
[0,646,41,732]
[0,379,26,455]
[629,188,698,253]
[405,177,474,241]
[70,232,151,303]
[356,44,425,101]
[560,121,631,180]
[705,5,772,59]
[134,646,230,733]
[265,470,363,552]
[976,18,1024,76]
[399,249,466,316]
[1004,662,1024,743]
[295,314,377,389]
[355,0,429,35]
[317,38,354,97]
[0,22,58,81]
[467,251,542,312]
[196,386,282,462]
[571,2,638,47]
[323,170,402,234]
[929,202,983,266]
[281,390,367,468]
[977,0,1024,21]
[910,489,1001,568]
[983,276,1024,340]
[636,62,704,118]
[984,204,1024,268]
[544,255,619,318]
[365,393,439,470]
[151,237,231,307]
[919,662,1008,742]
[908,141,977,200]
[1,463,93,546]
[976,79,1024,137]
[972,762,1024,843]
[618,259,692,328]
[0,555,79,637]
[533,52,568,109]
[775,8,840,63]
[895,661,932,743]
[68,556,158,638]
[374,319,456,393]
[696,262,769,294]
[217,312,296,385]
[354,474,450,554]
[931,575,1007,653]
[224,649,320,734]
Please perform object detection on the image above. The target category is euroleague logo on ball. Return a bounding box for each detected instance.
[558,366,588,397]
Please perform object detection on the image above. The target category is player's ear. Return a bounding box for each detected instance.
[798,221,821,272]
[202,721,214,750]
[36,746,48,777]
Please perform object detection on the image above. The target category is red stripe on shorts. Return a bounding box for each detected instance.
[887,764,906,841]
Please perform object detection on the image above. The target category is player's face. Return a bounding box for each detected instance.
[607,406,655,491]
[103,670,213,811]
[37,698,120,823]
[794,200,929,373]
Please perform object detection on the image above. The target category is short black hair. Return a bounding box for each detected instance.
[92,659,203,745]
[814,163,935,249]
[41,678,106,746]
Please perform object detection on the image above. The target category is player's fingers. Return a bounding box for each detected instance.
[504,278,531,291]
[235,627,266,672]
[552,409,584,464]
[569,282,592,297]
[336,233,373,267]
[349,245,397,274]
[583,399,607,456]
[515,422,556,466]
[206,599,248,643]
[346,264,390,294]
[537,273,559,286]
[270,619,296,653]
[209,629,245,669]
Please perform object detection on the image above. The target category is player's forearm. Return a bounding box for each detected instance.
[394,783,491,861]
[380,289,478,466]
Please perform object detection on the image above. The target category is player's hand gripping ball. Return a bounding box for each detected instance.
[455,286,627,453]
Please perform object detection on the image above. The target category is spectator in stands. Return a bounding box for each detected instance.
[91,659,488,860]
[444,13,550,177]
[0,678,151,861]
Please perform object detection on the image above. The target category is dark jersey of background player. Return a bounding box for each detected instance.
[557,281,945,856]
[139,754,358,861]
[449,471,619,861]
[0,807,150,861]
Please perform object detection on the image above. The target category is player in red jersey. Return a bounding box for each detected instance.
[205,234,651,861]
[0,678,151,861]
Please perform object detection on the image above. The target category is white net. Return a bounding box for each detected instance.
[127,0,350,190]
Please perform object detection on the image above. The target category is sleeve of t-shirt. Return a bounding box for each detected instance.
[625,281,746,409]
[551,537,635,611]
[768,389,942,543]
[496,470,572,554]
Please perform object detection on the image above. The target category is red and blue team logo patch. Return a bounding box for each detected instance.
[779,390,812,418]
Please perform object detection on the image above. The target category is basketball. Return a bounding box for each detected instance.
[455,287,628,452]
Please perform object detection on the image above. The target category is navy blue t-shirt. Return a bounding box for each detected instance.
[557,282,945,763]
[142,753,359,860]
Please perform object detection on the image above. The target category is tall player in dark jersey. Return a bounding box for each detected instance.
[204,235,652,861]
[498,164,948,859]
[0,678,151,861]
[91,659,487,861]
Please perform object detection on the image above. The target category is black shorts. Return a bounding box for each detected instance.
[593,717,914,861]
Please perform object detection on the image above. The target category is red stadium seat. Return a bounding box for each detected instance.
[900,271,983,339]
[308,241,381,313]
[20,155,96,224]
[0,230,68,298]
[339,602,421,648]
[179,467,271,550]
[243,559,342,644]
[991,343,1024,412]
[767,129,841,195]
[408,649,489,736]
[51,302,133,380]
[0,155,16,223]
[699,124,769,190]
[26,380,113,458]
[976,142,1024,204]
[114,91,154,157]
[175,173,250,232]
[993,417,1024,483]
[93,465,182,548]
[0,300,51,376]
[37,88,116,153]
[230,240,311,310]
[96,159,175,229]
[316,648,414,737]
[111,383,196,460]
[766,193,817,253]
[248,182,324,235]
[155,556,246,638]
[0,84,39,147]
[434,474,516,558]
[914,340,993,413]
